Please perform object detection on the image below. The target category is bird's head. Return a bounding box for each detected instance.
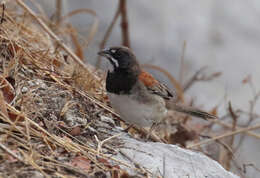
[98,46,140,73]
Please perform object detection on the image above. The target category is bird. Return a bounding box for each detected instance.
[98,46,217,130]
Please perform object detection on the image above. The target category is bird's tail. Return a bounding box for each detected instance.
[166,102,217,120]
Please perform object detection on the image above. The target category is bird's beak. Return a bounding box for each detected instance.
[98,49,111,58]
[98,48,119,69]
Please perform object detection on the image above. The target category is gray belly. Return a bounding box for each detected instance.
[108,93,167,127]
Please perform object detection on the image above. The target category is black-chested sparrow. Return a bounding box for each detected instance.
[98,46,217,130]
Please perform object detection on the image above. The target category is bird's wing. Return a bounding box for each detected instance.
[138,71,176,100]
[138,71,217,120]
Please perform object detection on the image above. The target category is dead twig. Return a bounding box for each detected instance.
[0,1,6,24]
[119,0,130,47]
[238,96,260,141]
[225,101,238,170]
[59,8,99,51]
[199,134,234,158]
[16,0,88,70]
[234,77,260,152]
[96,0,131,68]
[0,140,24,163]
[179,41,186,85]
[210,112,260,139]
[55,0,62,23]
[183,67,221,92]
[95,133,122,156]
[187,124,260,148]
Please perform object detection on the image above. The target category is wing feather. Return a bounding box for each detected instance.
[139,71,176,100]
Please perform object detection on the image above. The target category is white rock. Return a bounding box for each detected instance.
[114,135,239,178]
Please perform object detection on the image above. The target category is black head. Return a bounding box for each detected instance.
[98,46,140,71]
[98,46,141,94]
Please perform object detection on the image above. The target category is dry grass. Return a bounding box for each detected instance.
[0,1,146,177]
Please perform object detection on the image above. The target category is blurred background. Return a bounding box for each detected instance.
[29,0,260,177]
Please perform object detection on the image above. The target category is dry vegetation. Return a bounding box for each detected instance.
[0,0,259,178]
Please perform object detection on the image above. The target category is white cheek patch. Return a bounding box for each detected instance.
[110,57,119,68]
[106,57,119,72]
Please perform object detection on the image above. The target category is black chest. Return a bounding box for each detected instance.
[106,70,137,94]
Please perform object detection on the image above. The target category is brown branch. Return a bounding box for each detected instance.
[187,123,260,148]
[0,1,6,24]
[199,134,235,158]
[226,101,238,170]
[96,0,131,68]
[59,8,99,57]
[119,0,130,47]
[69,25,84,60]
[16,0,88,69]
[179,41,186,85]
[210,116,260,139]
[55,0,62,23]
[183,67,221,92]
[234,76,259,152]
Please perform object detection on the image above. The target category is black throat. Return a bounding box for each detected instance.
[106,68,138,94]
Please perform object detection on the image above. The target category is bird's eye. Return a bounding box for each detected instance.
[110,49,116,54]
